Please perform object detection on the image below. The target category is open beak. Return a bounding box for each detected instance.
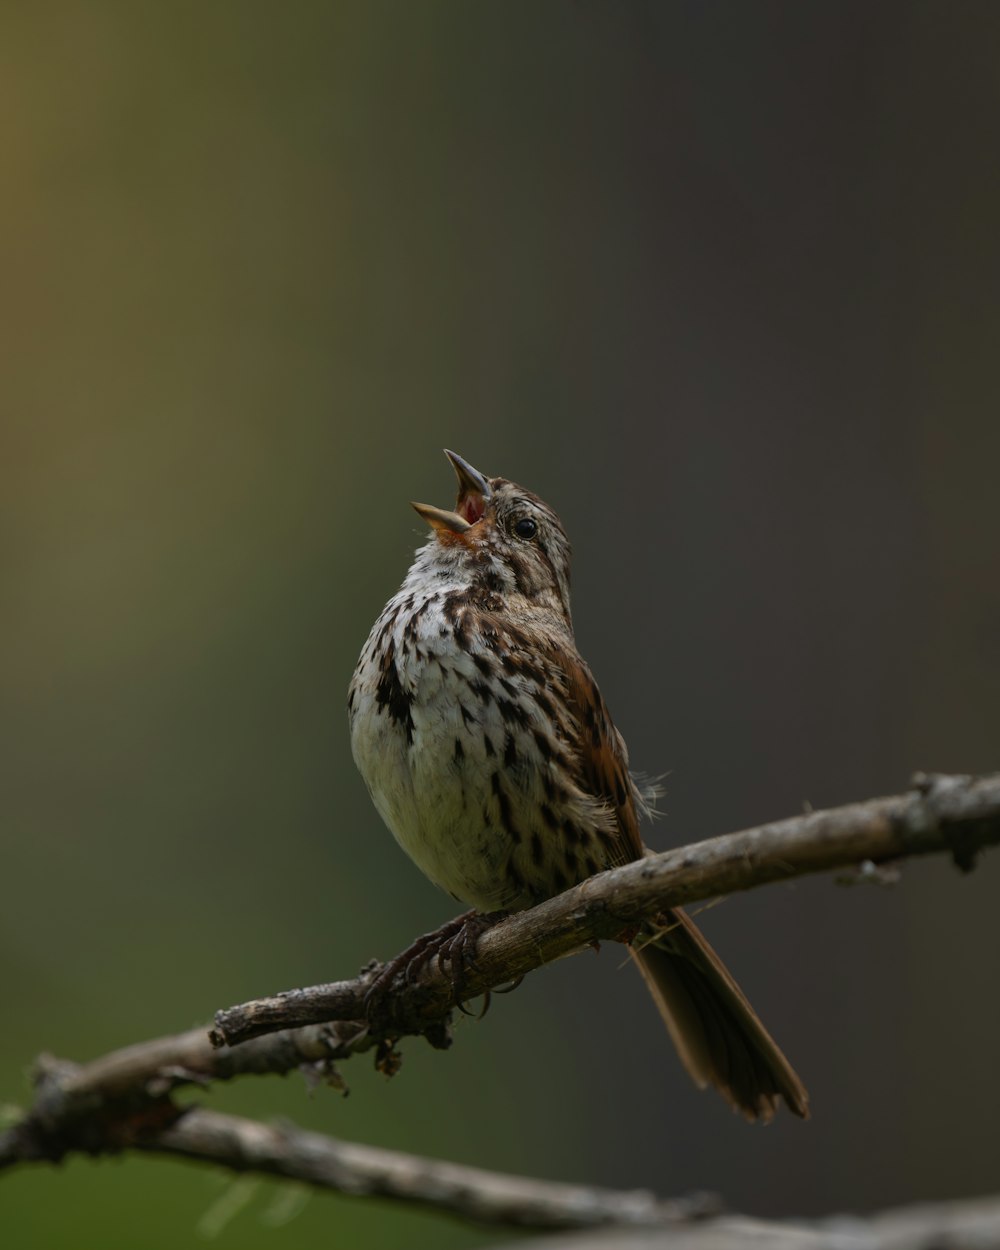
[410,501,471,534]
[445,450,491,519]
[411,450,491,536]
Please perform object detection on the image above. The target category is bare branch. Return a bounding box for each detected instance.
[141,1107,717,1229]
[2,1058,714,1229]
[211,771,1000,1048]
[2,771,998,1238]
[0,1027,369,1170]
[500,1195,1000,1249]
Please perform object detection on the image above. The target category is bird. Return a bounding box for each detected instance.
[348,450,808,1122]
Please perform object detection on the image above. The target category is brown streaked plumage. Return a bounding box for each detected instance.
[349,450,808,1122]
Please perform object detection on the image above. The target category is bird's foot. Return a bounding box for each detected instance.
[364,910,506,1028]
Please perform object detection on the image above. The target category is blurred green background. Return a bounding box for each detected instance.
[3,2,999,1246]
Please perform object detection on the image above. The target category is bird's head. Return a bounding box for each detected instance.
[411,450,573,620]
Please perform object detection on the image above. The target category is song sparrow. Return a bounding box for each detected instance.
[349,451,808,1122]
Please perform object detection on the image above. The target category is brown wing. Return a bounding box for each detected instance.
[548,644,809,1122]
[549,647,646,866]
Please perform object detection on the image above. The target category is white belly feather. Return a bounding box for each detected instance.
[349,586,527,912]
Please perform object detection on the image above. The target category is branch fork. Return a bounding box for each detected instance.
[2,772,998,1235]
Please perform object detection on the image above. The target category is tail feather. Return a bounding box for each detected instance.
[630,909,809,1122]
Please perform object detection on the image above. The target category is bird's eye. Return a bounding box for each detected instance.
[512,517,537,540]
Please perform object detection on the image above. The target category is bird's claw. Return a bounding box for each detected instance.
[364,910,505,1026]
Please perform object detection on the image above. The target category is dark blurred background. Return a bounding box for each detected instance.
[3,3,999,1247]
